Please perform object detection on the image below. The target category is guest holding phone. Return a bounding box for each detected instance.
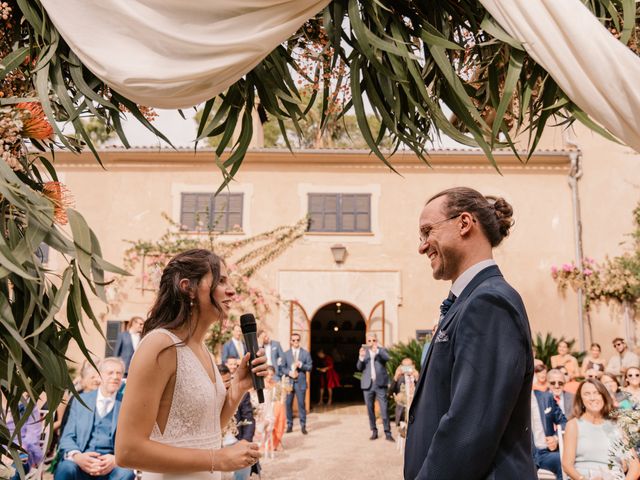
[357,333,393,442]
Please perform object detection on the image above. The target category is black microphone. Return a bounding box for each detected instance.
[240,313,265,403]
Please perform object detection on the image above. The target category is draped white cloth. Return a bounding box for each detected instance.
[479,0,640,153]
[41,0,639,151]
[39,0,329,109]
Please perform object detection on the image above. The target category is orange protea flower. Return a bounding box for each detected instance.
[42,181,74,225]
[16,102,54,140]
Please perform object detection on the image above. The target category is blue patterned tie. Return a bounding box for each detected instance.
[439,292,456,320]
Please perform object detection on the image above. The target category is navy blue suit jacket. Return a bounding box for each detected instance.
[356,348,390,389]
[404,265,536,480]
[114,331,135,373]
[533,390,567,438]
[281,348,312,389]
[235,393,255,442]
[221,339,244,364]
[58,389,122,455]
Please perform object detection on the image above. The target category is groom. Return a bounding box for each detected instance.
[404,187,536,480]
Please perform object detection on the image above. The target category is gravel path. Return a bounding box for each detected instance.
[258,404,404,480]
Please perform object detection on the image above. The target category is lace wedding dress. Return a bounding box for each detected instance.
[139,329,227,480]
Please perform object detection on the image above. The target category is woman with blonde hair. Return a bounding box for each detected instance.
[116,249,268,479]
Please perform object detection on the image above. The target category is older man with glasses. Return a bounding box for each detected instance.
[547,369,574,415]
[606,337,640,383]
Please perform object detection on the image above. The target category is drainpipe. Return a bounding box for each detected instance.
[566,142,589,350]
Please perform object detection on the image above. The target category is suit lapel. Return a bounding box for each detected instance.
[413,266,504,401]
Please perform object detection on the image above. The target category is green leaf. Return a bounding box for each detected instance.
[0,46,29,81]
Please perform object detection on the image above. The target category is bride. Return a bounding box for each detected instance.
[116,249,267,479]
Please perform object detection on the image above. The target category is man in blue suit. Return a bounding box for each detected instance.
[405,187,536,480]
[281,333,312,434]
[357,332,394,441]
[113,316,144,376]
[531,389,567,479]
[55,357,135,480]
[221,324,245,364]
[258,330,284,379]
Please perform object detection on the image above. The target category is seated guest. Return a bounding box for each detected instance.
[606,338,640,384]
[559,366,580,394]
[562,379,640,480]
[390,358,419,427]
[533,364,550,391]
[5,398,43,480]
[581,343,606,378]
[551,341,580,380]
[531,389,567,480]
[622,366,640,408]
[547,369,574,415]
[600,373,633,410]
[55,357,134,480]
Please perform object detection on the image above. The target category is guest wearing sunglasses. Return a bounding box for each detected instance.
[606,338,640,384]
[547,369,574,415]
[623,366,640,408]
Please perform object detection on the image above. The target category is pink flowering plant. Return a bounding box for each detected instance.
[551,203,640,309]
[117,214,308,352]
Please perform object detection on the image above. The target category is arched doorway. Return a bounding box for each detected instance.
[310,301,366,404]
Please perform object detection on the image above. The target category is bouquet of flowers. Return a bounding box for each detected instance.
[609,408,640,471]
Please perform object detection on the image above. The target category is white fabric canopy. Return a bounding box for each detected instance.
[41,0,640,151]
[40,0,329,109]
[479,0,640,152]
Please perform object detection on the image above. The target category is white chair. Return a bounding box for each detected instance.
[537,469,556,480]
[557,425,568,480]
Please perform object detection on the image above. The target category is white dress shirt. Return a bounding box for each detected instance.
[232,338,245,357]
[96,389,116,418]
[130,332,141,351]
[369,349,378,381]
[264,343,273,366]
[450,259,497,298]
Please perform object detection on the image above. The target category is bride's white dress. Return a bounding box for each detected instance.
[139,329,227,480]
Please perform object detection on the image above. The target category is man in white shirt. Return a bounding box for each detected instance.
[258,330,284,379]
[56,357,134,480]
[606,337,640,382]
[547,369,574,415]
[405,187,536,480]
[222,324,245,364]
[357,333,393,441]
[114,316,144,376]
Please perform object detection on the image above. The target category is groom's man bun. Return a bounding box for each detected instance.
[427,187,514,247]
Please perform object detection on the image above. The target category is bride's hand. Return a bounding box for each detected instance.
[216,440,261,471]
[234,350,268,392]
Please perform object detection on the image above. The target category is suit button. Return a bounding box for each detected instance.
[408,414,415,424]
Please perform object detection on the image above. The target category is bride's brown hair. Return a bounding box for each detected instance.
[143,249,225,339]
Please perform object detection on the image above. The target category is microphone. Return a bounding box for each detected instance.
[240,313,265,403]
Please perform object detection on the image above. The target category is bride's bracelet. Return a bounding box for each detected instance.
[209,448,215,473]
